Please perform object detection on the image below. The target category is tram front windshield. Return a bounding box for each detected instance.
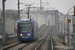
[19,21,31,33]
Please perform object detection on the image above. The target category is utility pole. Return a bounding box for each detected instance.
[2,0,6,44]
[14,14,15,35]
[61,21,62,34]
[66,6,74,45]
[64,15,66,43]
[40,0,42,9]
[67,19,69,45]
[54,10,56,50]
[18,0,20,19]
[55,10,59,34]
[74,6,75,16]
[72,6,75,50]
[25,4,35,19]
[27,7,29,19]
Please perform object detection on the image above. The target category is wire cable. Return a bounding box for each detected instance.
[28,0,32,3]
[8,0,17,5]
[23,0,27,4]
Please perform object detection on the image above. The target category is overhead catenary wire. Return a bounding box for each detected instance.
[23,0,27,4]
[8,0,18,10]
[28,0,32,4]
[48,4,55,10]
[8,0,17,5]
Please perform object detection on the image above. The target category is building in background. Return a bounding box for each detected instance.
[0,9,73,36]
[0,10,18,36]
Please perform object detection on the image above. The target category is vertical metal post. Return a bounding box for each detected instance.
[14,14,15,35]
[61,21,62,34]
[52,16,53,26]
[67,6,74,45]
[55,10,59,34]
[18,0,20,19]
[64,15,65,43]
[27,7,29,19]
[67,16,69,45]
[40,0,42,26]
[72,6,75,50]
[72,17,75,50]
[2,0,6,43]
[40,0,42,9]
[67,23,69,45]
[54,10,56,38]
[74,6,75,16]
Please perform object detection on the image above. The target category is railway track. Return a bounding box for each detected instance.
[19,26,51,50]
[35,26,52,50]
[2,42,20,50]
[18,26,48,50]
[2,42,26,50]
[0,25,47,50]
[21,26,50,50]
[2,39,37,50]
[38,26,48,38]
[18,42,32,50]
[1,26,55,50]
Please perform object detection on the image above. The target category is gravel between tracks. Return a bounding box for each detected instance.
[8,43,26,50]
[22,34,47,50]
[22,26,50,50]
[37,35,51,50]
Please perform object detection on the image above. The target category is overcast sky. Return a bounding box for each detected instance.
[0,0,75,14]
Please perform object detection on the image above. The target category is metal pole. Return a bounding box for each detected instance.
[74,6,75,16]
[18,0,20,19]
[67,16,69,45]
[40,0,42,28]
[61,21,62,34]
[52,16,53,26]
[64,15,65,43]
[54,10,56,39]
[27,7,29,19]
[40,0,42,9]
[14,14,15,35]
[67,6,74,45]
[73,6,75,50]
[55,10,59,34]
[2,0,6,43]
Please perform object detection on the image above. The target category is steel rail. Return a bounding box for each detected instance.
[38,26,48,38]
[35,26,51,50]
[18,26,48,50]
[2,41,20,50]
[47,27,52,50]
[38,25,46,35]
[18,27,48,50]
[38,26,46,36]
[51,27,54,50]
[35,34,48,50]
[38,26,47,38]
[18,43,31,50]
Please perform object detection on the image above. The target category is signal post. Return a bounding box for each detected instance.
[67,19,71,45]
[2,0,6,44]
[72,6,75,50]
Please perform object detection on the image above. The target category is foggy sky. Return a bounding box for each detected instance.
[0,0,75,14]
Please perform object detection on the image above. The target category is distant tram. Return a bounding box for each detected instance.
[17,19,38,42]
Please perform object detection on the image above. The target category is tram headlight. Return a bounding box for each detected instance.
[28,34,30,36]
[20,34,23,36]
